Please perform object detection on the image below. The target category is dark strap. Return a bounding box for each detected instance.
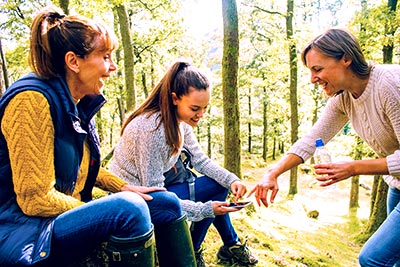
[187,175,195,202]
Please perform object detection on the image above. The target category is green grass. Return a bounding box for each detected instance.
[93,154,370,266]
[198,156,370,267]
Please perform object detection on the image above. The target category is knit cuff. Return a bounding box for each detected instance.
[387,151,400,177]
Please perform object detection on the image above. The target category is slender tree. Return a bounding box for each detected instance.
[383,0,397,64]
[247,86,252,153]
[115,4,135,113]
[360,0,397,239]
[287,0,299,196]
[262,86,268,161]
[349,136,363,210]
[222,0,241,177]
[57,0,69,15]
[0,39,9,94]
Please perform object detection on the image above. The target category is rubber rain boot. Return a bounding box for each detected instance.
[104,228,155,267]
[155,215,196,267]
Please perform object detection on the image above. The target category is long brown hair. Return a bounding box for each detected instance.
[121,61,210,155]
[29,5,118,79]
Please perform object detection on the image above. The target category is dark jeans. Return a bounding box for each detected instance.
[166,176,239,251]
[146,190,183,226]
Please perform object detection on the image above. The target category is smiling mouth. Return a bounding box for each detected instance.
[318,82,327,90]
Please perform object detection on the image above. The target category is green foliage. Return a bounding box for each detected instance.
[352,2,400,63]
[1,0,398,162]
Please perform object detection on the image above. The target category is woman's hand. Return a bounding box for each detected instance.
[212,201,240,215]
[315,158,388,186]
[120,184,166,201]
[248,171,279,208]
[230,180,247,201]
[314,161,354,186]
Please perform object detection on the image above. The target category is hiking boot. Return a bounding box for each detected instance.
[217,240,258,265]
[195,248,207,267]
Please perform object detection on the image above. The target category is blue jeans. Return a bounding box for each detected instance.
[359,187,400,266]
[48,191,152,264]
[146,190,183,226]
[166,176,239,251]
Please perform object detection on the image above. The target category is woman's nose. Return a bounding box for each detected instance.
[310,73,319,84]
[110,60,118,72]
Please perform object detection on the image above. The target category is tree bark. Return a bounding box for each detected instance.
[0,39,9,94]
[222,0,241,177]
[248,86,252,153]
[287,0,298,196]
[349,136,363,209]
[57,0,69,15]
[262,87,268,161]
[115,4,136,112]
[382,0,397,64]
[361,176,388,240]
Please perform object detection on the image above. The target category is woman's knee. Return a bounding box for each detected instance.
[149,191,182,215]
[108,192,151,222]
[358,248,369,267]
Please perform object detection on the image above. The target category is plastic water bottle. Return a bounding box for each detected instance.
[314,138,331,164]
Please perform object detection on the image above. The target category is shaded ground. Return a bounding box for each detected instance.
[200,159,371,267]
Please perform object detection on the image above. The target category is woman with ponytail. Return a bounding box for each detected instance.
[0,6,181,267]
[110,61,258,267]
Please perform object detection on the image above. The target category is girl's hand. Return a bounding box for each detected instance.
[230,180,247,201]
[212,201,240,215]
[120,184,166,201]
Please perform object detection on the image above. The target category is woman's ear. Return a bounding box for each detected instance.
[171,92,179,105]
[65,52,80,73]
[342,54,352,67]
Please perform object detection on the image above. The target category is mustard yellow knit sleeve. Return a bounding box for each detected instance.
[96,167,127,193]
[1,91,83,217]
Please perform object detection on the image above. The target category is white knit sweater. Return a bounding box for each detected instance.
[288,64,400,188]
[110,112,240,222]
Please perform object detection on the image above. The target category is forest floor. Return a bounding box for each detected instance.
[200,155,372,267]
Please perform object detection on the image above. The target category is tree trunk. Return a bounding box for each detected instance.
[115,4,136,112]
[0,39,9,94]
[272,137,276,160]
[262,87,268,161]
[349,136,363,209]
[359,0,397,241]
[207,110,212,158]
[382,0,397,64]
[57,0,69,15]
[222,0,241,177]
[248,86,252,153]
[287,0,298,196]
[361,175,388,241]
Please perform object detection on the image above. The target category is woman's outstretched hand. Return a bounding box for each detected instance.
[248,173,279,208]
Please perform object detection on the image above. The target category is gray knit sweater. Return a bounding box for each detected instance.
[110,112,240,222]
[288,64,400,188]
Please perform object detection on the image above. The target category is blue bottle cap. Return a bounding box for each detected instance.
[315,138,324,147]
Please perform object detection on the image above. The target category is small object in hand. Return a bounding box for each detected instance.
[227,201,252,209]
